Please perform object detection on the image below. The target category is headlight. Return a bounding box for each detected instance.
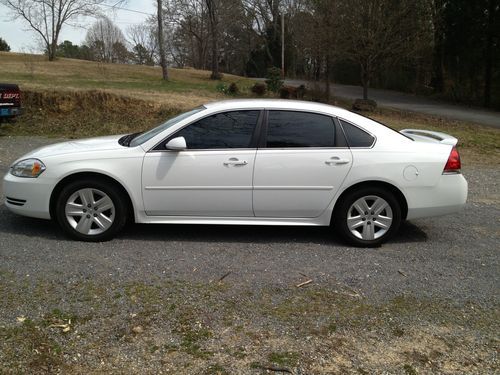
[10,159,46,178]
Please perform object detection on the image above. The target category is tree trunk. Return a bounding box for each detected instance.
[157,0,169,81]
[361,64,369,100]
[206,0,220,80]
[483,0,494,108]
[325,54,330,102]
[430,0,445,92]
[48,45,56,61]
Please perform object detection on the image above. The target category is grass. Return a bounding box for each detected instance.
[1,51,499,165]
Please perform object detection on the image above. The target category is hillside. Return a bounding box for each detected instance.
[0,52,253,109]
[0,52,498,164]
[0,52,255,137]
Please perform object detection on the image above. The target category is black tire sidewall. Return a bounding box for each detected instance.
[334,186,401,247]
[55,179,127,242]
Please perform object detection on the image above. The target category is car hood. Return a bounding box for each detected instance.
[20,135,126,160]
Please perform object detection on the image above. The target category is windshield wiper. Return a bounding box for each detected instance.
[119,132,142,147]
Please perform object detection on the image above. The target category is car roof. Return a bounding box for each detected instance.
[203,99,352,117]
[0,83,20,90]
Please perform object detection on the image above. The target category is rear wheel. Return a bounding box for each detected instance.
[334,187,401,247]
[55,179,128,241]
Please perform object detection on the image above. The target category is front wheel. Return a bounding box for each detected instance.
[334,187,401,247]
[55,179,128,242]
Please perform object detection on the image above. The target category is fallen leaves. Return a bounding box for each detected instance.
[132,325,144,334]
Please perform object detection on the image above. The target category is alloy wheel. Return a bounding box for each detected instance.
[65,188,115,235]
[346,195,393,241]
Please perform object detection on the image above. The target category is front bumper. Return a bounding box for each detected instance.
[3,172,54,219]
[406,173,468,220]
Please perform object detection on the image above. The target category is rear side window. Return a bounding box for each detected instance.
[266,111,335,148]
[174,110,259,149]
[339,119,375,147]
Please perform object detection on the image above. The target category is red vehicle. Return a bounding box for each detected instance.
[0,83,22,122]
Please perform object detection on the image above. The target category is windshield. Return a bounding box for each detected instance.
[129,106,205,147]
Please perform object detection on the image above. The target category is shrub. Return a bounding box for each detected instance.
[227,82,239,95]
[265,67,283,93]
[296,84,306,99]
[251,82,267,96]
[279,86,297,99]
[352,98,377,111]
[216,82,238,95]
[215,83,228,94]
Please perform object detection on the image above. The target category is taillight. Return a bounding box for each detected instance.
[443,147,461,174]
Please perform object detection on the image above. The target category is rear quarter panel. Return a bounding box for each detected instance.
[334,114,454,216]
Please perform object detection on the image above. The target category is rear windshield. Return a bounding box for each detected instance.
[355,113,413,141]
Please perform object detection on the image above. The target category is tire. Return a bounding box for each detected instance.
[334,186,401,247]
[55,178,128,242]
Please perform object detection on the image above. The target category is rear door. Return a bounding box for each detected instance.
[252,110,352,218]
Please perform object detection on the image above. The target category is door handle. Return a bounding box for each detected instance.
[223,158,248,166]
[325,157,350,165]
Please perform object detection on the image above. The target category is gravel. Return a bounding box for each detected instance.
[0,136,498,374]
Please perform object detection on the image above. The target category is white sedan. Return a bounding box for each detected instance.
[3,99,467,246]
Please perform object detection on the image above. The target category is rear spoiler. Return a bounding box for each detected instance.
[400,129,458,146]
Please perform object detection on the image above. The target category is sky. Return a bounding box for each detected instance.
[0,0,157,52]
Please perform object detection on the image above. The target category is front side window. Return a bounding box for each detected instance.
[130,107,205,147]
[266,111,335,148]
[173,110,260,149]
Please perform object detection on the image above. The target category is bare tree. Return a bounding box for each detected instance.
[164,0,210,69]
[1,0,106,61]
[127,23,157,65]
[206,0,221,79]
[85,16,128,63]
[157,0,169,80]
[339,0,431,100]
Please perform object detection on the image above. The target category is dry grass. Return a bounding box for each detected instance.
[0,52,253,96]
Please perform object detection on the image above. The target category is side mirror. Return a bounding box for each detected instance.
[165,136,187,151]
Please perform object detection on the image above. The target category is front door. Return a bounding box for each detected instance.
[142,110,261,216]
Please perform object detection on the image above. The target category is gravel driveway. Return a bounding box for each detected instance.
[0,136,498,374]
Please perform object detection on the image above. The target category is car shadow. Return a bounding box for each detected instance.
[0,204,427,245]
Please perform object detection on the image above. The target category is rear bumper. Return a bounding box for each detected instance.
[406,173,468,220]
[3,172,53,219]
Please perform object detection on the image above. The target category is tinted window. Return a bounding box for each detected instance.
[174,111,259,149]
[266,111,335,148]
[339,119,375,147]
[130,107,204,147]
